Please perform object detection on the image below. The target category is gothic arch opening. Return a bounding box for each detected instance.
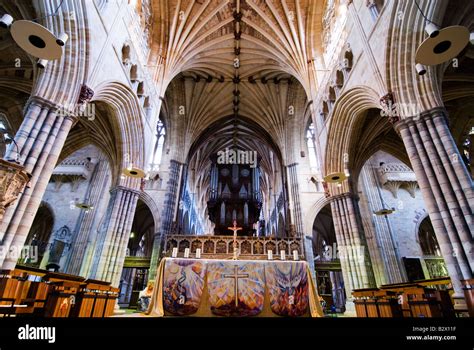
[277,213,285,238]
[418,216,440,256]
[356,150,449,284]
[182,211,190,235]
[21,203,54,268]
[417,216,448,279]
[119,199,155,309]
[178,114,287,238]
[312,204,346,313]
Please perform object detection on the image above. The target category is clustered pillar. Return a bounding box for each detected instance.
[89,186,140,287]
[287,163,303,236]
[0,97,76,270]
[148,159,182,280]
[330,193,376,300]
[394,108,473,307]
[65,157,111,276]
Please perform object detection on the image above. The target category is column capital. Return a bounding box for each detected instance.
[26,96,62,112]
[26,96,81,122]
[329,192,358,202]
[390,106,448,132]
[111,185,141,197]
[169,159,185,167]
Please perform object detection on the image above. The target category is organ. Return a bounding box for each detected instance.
[207,151,262,236]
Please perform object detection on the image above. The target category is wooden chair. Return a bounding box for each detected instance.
[462,279,474,317]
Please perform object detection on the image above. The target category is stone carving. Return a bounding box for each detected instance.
[378,162,418,198]
[77,85,94,105]
[424,258,449,279]
[47,226,73,267]
[0,159,30,221]
[322,0,336,50]
[380,92,400,123]
[141,0,153,46]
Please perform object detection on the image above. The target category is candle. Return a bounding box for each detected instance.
[196,248,201,259]
[184,248,190,258]
[293,250,299,260]
[267,250,273,260]
[171,247,178,258]
[280,250,286,260]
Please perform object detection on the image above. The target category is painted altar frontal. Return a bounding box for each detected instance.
[147,258,324,317]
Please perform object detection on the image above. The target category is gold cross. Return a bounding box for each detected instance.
[224,265,249,307]
[228,220,243,260]
[227,220,243,236]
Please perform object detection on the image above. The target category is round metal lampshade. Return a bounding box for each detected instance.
[374,208,395,216]
[416,25,470,66]
[122,167,146,179]
[10,20,63,60]
[75,203,93,210]
[323,172,347,184]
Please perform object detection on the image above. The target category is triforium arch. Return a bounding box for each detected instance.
[91,81,146,189]
[324,86,381,187]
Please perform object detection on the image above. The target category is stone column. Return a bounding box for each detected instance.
[210,163,218,200]
[330,192,376,312]
[0,98,76,270]
[65,157,111,275]
[287,163,304,236]
[359,163,406,284]
[330,271,346,310]
[148,160,182,280]
[469,133,474,178]
[89,186,140,287]
[394,108,473,308]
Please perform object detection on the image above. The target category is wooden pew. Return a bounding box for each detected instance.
[2,266,118,318]
[353,288,402,317]
[17,281,52,316]
[405,288,453,318]
[373,290,403,317]
[0,270,34,317]
[42,272,85,318]
[72,279,118,318]
[104,287,119,317]
[462,279,474,317]
[352,288,379,317]
[0,275,24,317]
[380,278,454,318]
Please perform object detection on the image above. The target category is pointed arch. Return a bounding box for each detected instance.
[91,81,146,189]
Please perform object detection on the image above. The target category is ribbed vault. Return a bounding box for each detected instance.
[149,0,328,95]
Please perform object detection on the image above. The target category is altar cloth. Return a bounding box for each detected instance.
[146,258,323,317]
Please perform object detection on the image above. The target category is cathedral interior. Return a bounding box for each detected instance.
[0,0,473,322]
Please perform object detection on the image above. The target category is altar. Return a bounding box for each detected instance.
[146,258,324,317]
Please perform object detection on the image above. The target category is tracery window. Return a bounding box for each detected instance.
[0,114,12,158]
[461,127,473,170]
[149,119,166,171]
[366,0,385,21]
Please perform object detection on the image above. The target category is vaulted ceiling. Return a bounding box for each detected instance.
[148,0,332,166]
[149,0,327,89]
[0,1,37,132]
[145,0,332,219]
[148,0,330,151]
